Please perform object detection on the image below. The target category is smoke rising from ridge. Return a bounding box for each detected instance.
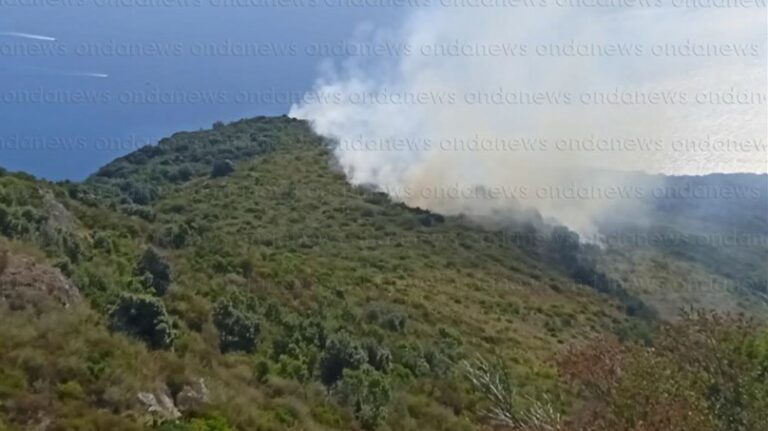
[290,6,767,235]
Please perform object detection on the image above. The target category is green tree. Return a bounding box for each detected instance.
[136,247,172,296]
[336,366,392,430]
[320,333,367,386]
[108,294,175,349]
[212,300,260,354]
[363,340,392,373]
[211,160,235,178]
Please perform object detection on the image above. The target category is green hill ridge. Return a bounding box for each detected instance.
[0,116,766,431]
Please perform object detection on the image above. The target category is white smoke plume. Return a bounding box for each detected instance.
[290,5,767,235]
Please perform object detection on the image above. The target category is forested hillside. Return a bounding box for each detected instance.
[1,116,766,431]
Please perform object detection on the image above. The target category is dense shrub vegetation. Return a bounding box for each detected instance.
[558,311,768,431]
[108,294,176,349]
[0,116,765,430]
[212,300,260,353]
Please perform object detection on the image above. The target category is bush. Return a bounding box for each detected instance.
[119,204,154,221]
[320,333,367,386]
[159,224,191,249]
[365,304,407,333]
[363,340,392,373]
[136,247,172,296]
[253,359,270,384]
[108,294,175,349]
[0,205,44,239]
[394,342,430,378]
[55,381,85,401]
[276,355,310,382]
[336,366,392,430]
[558,311,768,431]
[212,300,260,353]
[211,160,235,178]
[170,166,194,183]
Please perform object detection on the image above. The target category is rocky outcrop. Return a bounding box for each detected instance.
[176,378,210,414]
[137,391,181,421]
[137,378,210,422]
[0,251,80,310]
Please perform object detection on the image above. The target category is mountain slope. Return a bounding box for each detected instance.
[0,116,765,430]
[0,117,629,431]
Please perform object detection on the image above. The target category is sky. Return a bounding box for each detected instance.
[0,3,405,180]
[2,4,766,182]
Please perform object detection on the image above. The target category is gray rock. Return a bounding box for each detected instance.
[176,378,210,413]
[138,390,181,420]
[0,252,81,310]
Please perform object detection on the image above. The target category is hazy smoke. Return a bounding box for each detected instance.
[290,6,767,235]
